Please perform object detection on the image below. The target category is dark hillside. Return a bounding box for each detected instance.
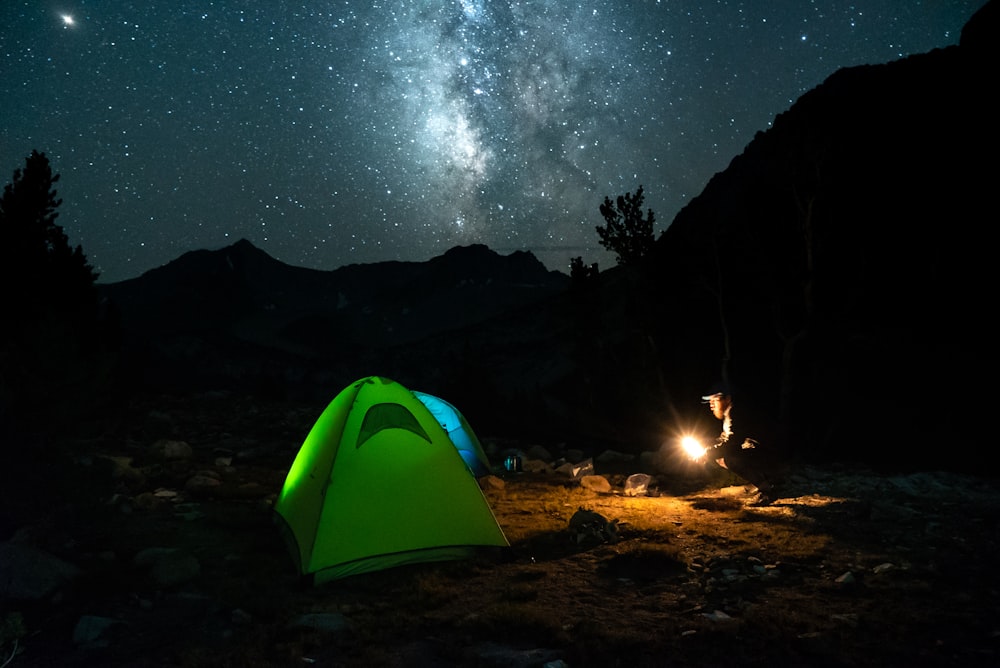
[640,0,997,471]
[98,241,570,402]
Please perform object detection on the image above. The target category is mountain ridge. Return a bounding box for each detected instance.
[98,240,573,407]
[92,1,997,464]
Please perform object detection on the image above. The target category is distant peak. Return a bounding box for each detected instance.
[230,238,257,251]
[441,243,495,258]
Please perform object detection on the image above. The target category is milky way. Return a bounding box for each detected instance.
[1,1,986,282]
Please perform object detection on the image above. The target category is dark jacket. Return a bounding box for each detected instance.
[713,402,771,459]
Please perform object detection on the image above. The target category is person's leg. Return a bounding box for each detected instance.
[707,459,738,484]
[723,450,778,502]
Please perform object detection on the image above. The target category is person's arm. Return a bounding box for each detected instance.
[725,405,767,452]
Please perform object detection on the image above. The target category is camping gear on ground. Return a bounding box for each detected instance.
[503,455,523,472]
[273,376,509,583]
[568,507,620,545]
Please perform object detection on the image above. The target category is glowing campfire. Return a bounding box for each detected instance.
[681,435,708,461]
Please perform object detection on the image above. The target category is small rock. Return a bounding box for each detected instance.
[526,444,553,461]
[289,612,352,633]
[579,475,611,493]
[521,458,553,473]
[232,608,253,625]
[73,615,123,648]
[0,542,81,600]
[132,492,165,511]
[133,547,201,587]
[835,571,856,585]
[831,613,859,627]
[186,474,222,494]
[103,456,146,488]
[149,439,193,460]
[479,475,506,491]
[596,449,634,464]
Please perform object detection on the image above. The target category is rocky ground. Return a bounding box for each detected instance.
[2,394,999,667]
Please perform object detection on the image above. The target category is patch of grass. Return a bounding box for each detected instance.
[462,601,567,645]
[499,581,539,602]
[598,542,689,581]
[410,569,470,608]
[730,512,833,560]
[0,611,26,665]
[560,614,676,666]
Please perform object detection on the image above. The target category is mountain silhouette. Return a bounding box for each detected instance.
[639,0,997,469]
[95,1,996,470]
[98,241,571,413]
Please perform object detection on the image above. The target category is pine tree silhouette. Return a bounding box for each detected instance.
[0,150,98,313]
[595,185,656,266]
[0,151,102,435]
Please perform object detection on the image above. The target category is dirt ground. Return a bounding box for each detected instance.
[3,395,1000,667]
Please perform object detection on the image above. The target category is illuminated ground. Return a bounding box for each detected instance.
[2,395,998,667]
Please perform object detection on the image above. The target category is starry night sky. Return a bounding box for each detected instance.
[1,1,987,283]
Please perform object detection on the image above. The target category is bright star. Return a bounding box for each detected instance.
[61,14,75,27]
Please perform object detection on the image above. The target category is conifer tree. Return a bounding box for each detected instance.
[0,151,101,435]
[0,150,98,315]
[595,185,656,266]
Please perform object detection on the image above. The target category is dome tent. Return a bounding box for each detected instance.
[412,390,492,477]
[273,376,508,583]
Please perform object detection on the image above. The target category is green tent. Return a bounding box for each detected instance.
[274,376,509,583]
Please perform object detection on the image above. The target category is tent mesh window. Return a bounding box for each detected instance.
[356,403,432,449]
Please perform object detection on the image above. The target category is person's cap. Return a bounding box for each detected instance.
[701,380,731,402]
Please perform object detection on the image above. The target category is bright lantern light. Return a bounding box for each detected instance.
[681,436,707,461]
